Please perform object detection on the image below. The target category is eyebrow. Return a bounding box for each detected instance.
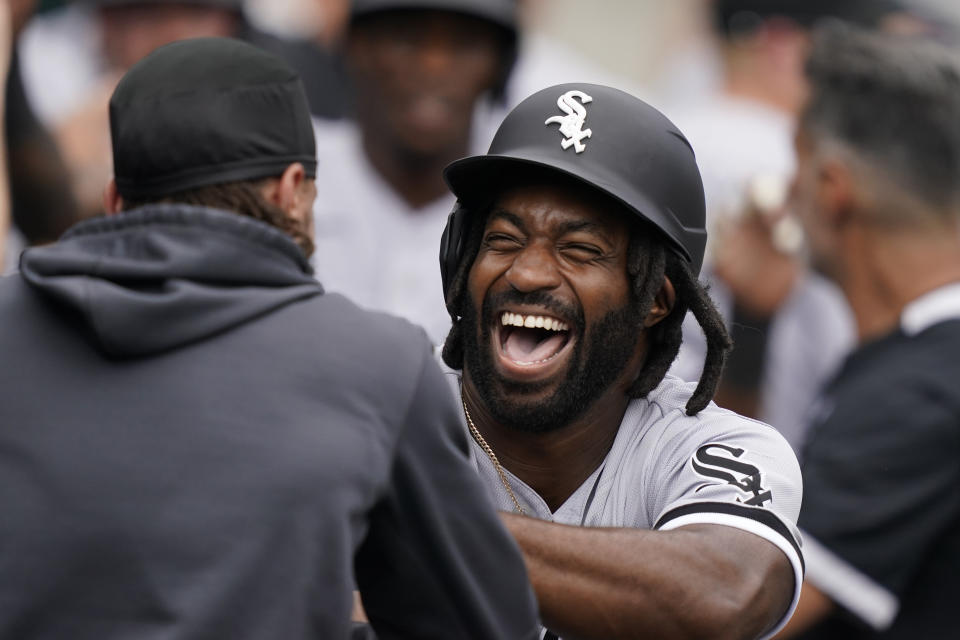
[487,209,526,232]
[559,219,609,236]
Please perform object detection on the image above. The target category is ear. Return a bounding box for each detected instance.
[643,276,676,328]
[817,159,856,227]
[263,163,307,216]
[103,178,124,215]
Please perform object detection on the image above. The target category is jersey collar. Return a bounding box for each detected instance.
[900,281,960,336]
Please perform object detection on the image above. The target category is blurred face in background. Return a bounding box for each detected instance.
[10,0,40,36]
[790,127,843,282]
[100,3,239,71]
[347,9,504,161]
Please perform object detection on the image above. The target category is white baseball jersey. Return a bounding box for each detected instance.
[447,371,804,640]
[309,114,501,347]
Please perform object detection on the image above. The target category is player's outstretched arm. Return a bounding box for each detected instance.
[503,514,794,640]
[354,351,540,640]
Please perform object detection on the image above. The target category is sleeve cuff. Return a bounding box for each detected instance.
[656,502,804,640]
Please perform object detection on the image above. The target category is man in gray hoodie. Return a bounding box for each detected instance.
[0,37,538,640]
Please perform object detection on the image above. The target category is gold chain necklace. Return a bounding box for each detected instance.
[461,399,526,515]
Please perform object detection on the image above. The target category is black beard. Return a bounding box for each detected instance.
[461,290,640,434]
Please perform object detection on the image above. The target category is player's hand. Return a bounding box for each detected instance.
[713,176,803,317]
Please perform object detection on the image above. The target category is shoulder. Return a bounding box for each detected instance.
[301,291,434,359]
[0,273,48,323]
[617,374,801,518]
[816,326,960,437]
[271,291,440,407]
[900,321,960,393]
[843,322,960,375]
[633,375,797,458]
[620,374,802,521]
[0,276,34,343]
[804,325,960,483]
[279,291,458,442]
[0,272,23,300]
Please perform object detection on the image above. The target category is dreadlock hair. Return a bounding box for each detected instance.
[441,205,731,416]
[121,178,314,257]
[625,230,732,414]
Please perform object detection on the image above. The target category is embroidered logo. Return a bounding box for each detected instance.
[544,89,593,153]
[691,443,773,507]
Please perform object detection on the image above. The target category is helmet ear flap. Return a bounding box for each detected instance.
[439,201,470,306]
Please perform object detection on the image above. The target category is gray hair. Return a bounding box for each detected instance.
[801,24,960,217]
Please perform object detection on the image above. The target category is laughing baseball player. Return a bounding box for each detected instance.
[437,83,804,640]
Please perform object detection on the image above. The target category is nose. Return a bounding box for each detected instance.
[504,241,563,293]
[412,26,458,75]
[418,41,453,75]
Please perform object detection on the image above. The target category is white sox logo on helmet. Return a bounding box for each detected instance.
[545,89,593,153]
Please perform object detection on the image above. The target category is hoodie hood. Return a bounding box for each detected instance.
[20,205,322,358]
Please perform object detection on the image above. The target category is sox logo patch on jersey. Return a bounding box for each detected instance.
[545,89,593,153]
[691,443,773,507]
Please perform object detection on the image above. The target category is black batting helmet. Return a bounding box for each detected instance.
[349,0,518,102]
[350,0,516,33]
[84,0,243,8]
[712,0,907,36]
[439,82,707,303]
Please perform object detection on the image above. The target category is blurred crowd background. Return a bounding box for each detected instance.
[1,0,958,438]
[0,1,954,256]
[2,2,960,637]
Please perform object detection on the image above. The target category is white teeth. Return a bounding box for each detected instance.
[499,313,569,332]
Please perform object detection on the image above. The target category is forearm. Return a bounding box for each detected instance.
[503,514,794,640]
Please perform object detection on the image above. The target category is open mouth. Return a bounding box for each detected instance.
[497,311,573,367]
[403,94,459,131]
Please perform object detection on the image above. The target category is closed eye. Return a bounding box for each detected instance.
[483,233,523,251]
[560,243,605,262]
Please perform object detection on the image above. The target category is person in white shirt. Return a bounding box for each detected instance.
[311,0,518,344]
